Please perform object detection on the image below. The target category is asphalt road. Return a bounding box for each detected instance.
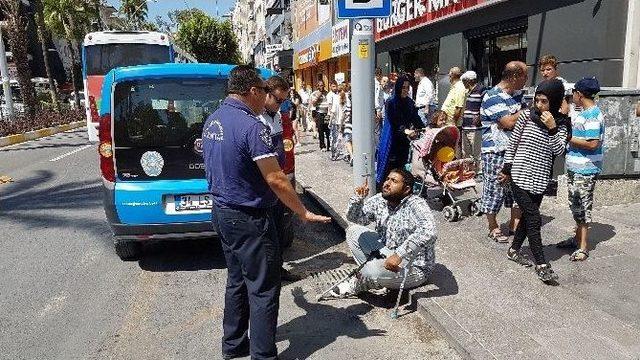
[0,128,459,360]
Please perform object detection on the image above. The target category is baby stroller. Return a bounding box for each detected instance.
[409,125,482,222]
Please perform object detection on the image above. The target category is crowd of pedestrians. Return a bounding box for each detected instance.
[363,56,606,284]
[290,55,606,285]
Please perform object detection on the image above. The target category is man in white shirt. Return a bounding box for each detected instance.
[414,67,434,126]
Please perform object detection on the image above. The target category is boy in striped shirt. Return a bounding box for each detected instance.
[558,77,604,261]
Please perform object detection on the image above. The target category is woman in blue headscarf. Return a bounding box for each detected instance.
[376,76,423,186]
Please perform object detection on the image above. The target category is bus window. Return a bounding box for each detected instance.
[85,44,170,76]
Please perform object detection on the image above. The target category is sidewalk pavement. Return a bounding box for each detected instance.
[295,134,640,360]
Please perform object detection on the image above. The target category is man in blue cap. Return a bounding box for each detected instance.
[202,65,331,360]
[557,77,604,262]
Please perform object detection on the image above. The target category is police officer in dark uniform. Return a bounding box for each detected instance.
[202,65,331,360]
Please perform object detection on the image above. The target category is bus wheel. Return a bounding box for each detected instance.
[114,239,141,261]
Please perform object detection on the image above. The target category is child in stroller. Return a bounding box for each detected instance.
[409,125,482,222]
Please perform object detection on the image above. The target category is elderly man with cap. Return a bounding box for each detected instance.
[460,71,486,166]
[441,66,467,126]
[203,65,331,360]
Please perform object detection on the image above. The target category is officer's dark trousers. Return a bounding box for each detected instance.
[212,203,282,360]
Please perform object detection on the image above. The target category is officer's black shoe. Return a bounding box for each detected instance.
[281,267,303,282]
[222,349,250,359]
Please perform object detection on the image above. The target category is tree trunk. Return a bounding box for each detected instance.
[3,1,37,118]
[68,43,81,111]
[34,0,60,112]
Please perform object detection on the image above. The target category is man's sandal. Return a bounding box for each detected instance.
[507,248,534,267]
[488,230,510,243]
[570,249,589,261]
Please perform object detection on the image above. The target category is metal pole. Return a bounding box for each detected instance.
[350,18,375,192]
[0,27,15,119]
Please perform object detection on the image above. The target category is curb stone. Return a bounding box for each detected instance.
[0,121,85,148]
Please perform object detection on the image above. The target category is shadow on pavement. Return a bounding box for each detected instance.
[404,264,459,315]
[277,286,385,360]
[0,170,111,246]
[138,238,227,272]
[544,222,616,262]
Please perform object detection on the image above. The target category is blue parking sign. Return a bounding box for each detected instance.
[337,0,392,19]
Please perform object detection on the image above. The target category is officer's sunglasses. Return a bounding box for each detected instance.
[270,92,287,104]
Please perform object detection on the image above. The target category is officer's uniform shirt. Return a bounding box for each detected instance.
[258,110,285,168]
[202,97,278,209]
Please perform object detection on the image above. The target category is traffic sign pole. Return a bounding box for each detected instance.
[338,0,391,193]
[350,18,376,192]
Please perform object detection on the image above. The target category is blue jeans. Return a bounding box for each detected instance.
[212,203,282,359]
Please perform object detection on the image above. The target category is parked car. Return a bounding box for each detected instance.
[98,63,274,260]
[68,91,86,109]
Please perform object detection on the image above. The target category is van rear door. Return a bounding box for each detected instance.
[111,78,225,225]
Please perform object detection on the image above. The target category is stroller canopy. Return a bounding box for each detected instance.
[417,125,460,161]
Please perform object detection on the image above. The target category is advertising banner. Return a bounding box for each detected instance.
[375,0,496,41]
[332,20,350,58]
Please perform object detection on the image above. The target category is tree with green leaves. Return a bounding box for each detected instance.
[120,0,148,30]
[43,0,96,110]
[33,0,60,111]
[0,0,38,117]
[175,11,241,64]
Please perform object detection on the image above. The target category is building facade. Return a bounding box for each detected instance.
[292,0,351,90]
[375,0,640,104]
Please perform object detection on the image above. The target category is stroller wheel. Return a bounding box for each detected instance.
[443,206,459,222]
[469,200,483,217]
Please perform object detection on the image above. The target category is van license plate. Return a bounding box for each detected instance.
[174,194,213,211]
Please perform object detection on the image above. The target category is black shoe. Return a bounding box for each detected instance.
[507,248,533,267]
[281,267,303,282]
[222,349,250,359]
[535,264,559,283]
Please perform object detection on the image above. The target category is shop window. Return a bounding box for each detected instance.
[466,18,528,87]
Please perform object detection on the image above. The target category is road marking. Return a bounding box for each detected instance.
[49,144,93,162]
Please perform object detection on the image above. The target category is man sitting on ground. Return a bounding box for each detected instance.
[326,169,437,298]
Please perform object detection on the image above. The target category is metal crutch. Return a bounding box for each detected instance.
[316,250,383,301]
[390,260,413,319]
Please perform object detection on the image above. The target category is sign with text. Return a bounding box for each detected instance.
[332,20,350,57]
[338,0,392,18]
[375,0,492,41]
[297,44,320,66]
[266,44,284,54]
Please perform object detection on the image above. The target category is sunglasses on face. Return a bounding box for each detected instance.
[271,93,287,104]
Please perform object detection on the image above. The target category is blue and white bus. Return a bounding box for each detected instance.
[82,31,196,141]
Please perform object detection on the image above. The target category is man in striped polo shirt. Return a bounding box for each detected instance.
[479,61,527,243]
[460,71,485,167]
[557,77,604,262]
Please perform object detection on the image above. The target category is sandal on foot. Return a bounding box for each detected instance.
[569,249,589,261]
[488,230,510,243]
[535,264,559,283]
[556,238,577,249]
[507,248,534,267]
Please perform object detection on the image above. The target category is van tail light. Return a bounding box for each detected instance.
[89,96,99,123]
[98,113,115,183]
[280,112,295,175]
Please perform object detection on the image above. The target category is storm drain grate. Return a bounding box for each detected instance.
[309,267,357,294]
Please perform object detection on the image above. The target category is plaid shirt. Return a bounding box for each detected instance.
[346,194,437,273]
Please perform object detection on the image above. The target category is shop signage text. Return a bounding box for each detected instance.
[332,20,350,58]
[375,0,489,41]
[266,44,284,53]
[298,44,319,65]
